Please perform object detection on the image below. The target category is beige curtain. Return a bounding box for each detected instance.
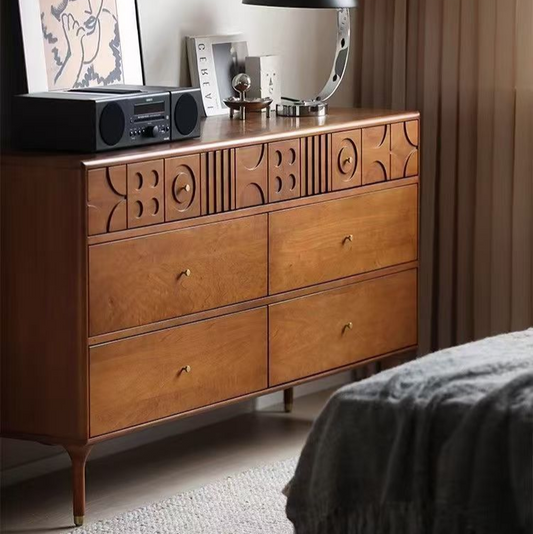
[354,0,533,354]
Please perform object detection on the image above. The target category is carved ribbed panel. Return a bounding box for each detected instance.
[300,134,331,196]
[87,166,127,235]
[391,121,419,179]
[201,149,236,215]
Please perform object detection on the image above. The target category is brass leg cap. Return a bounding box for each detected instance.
[284,402,293,414]
[74,515,85,527]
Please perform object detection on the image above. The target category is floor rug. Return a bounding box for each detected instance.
[70,457,297,534]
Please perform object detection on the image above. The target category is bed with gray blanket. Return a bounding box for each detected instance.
[286,329,533,534]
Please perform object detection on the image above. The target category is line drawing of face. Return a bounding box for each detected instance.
[81,0,104,64]
[41,0,123,89]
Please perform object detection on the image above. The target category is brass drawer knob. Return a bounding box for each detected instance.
[181,365,192,374]
[343,322,354,332]
[183,268,192,277]
[343,234,354,244]
[344,156,353,165]
[183,184,191,193]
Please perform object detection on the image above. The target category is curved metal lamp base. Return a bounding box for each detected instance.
[278,8,351,117]
[276,101,328,117]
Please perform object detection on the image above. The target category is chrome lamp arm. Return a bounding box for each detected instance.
[315,8,351,103]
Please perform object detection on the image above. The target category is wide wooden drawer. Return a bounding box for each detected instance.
[90,308,268,436]
[269,185,418,293]
[89,215,268,335]
[269,269,417,386]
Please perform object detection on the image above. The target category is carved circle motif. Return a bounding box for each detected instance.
[149,198,160,216]
[134,172,143,191]
[150,170,159,187]
[134,200,143,218]
[275,177,283,193]
[338,139,358,182]
[172,165,195,212]
[288,148,297,165]
[289,174,297,191]
[275,150,283,167]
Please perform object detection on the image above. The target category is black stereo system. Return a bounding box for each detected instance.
[14,85,203,153]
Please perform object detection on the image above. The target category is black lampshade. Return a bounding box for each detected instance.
[243,0,358,8]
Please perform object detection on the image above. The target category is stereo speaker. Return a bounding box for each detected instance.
[170,88,203,141]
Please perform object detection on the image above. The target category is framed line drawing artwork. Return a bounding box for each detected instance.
[18,0,144,93]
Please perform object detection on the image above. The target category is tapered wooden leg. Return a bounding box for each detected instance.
[66,444,93,527]
[284,388,294,413]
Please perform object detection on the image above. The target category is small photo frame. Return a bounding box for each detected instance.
[18,0,144,93]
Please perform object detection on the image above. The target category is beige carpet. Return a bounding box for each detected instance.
[69,457,297,533]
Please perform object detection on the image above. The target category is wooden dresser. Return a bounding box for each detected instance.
[1,108,420,526]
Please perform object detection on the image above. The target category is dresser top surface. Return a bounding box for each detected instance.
[3,107,419,170]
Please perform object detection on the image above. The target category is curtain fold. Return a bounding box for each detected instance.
[355,0,533,353]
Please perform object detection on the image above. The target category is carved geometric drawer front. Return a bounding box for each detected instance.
[391,121,419,179]
[165,155,201,222]
[331,130,362,191]
[87,166,127,235]
[201,149,236,215]
[235,144,268,209]
[301,134,331,196]
[126,160,164,229]
[268,139,300,203]
[362,125,391,185]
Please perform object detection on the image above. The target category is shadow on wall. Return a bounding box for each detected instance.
[0,0,26,149]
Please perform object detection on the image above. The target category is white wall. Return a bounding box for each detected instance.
[1,1,357,484]
[138,0,357,106]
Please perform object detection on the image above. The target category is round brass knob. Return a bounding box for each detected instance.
[344,322,354,332]
[183,268,192,277]
[181,365,192,374]
[344,234,354,244]
[183,184,191,193]
[344,156,353,165]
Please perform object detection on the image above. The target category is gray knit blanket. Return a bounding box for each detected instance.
[286,329,533,534]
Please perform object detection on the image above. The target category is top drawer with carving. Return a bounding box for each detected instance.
[89,214,268,336]
[330,120,419,192]
[87,156,201,236]
[269,185,418,294]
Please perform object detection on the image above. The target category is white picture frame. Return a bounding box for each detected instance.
[18,0,144,93]
[187,34,248,117]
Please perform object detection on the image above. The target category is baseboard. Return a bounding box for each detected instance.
[1,373,351,488]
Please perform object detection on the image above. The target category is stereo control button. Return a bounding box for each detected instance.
[144,125,160,138]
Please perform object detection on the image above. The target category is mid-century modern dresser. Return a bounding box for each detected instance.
[1,108,420,526]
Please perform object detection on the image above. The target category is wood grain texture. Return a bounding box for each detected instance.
[269,185,418,293]
[127,160,164,228]
[1,163,88,441]
[90,308,268,436]
[87,166,127,235]
[89,215,268,335]
[89,261,419,345]
[88,176,419,246]
[269,269,418,385]
[362,125,391,185]
[201,149,236,215]
[235,144,268,208]
[268,139,300,202]
[331,129,362,190]
[165,155,201,222]
[391,120,419,179]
